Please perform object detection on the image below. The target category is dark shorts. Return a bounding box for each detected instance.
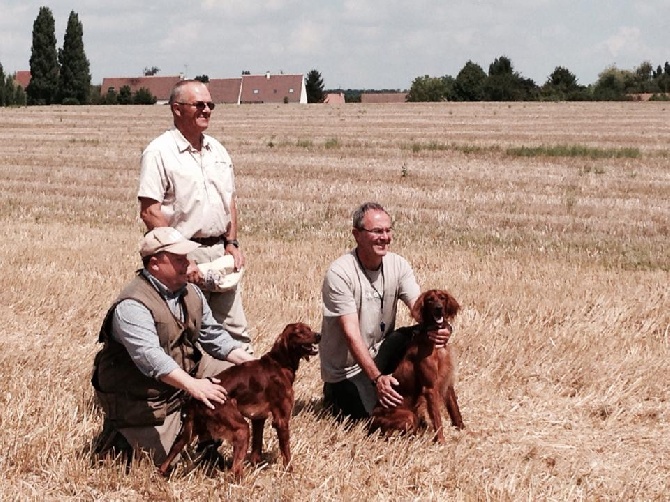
[323,326,413,420]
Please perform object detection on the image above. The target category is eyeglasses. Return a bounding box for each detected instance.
[177,101,215,111]
[359,227,393,236]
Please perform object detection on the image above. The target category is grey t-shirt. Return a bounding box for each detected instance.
[319,250,420,382]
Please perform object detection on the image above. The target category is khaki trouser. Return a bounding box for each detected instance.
[118,352,233,466]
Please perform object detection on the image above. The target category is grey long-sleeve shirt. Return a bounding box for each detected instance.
[111,270,241,379]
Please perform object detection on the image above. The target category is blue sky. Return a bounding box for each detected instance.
[1,0,668,89]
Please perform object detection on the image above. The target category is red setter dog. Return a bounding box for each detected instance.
[370,289,464,442]
[159,322,320,479]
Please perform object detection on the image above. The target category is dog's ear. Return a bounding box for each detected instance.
[410,292,427,323]
[440,290,460,317]
[273,324,294,353]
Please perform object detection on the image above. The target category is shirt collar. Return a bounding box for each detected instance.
[171,127,211,153]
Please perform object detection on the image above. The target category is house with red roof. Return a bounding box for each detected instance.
[100,75,184,103]
[207,78,243,104]
[98,73,307,105]
[13,71,31,89]
[324,92,345,104]
[238,73,306,104]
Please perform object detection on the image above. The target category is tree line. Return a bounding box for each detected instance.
[404,56,670,102]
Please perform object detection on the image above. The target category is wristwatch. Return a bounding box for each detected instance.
[225,238,240,248]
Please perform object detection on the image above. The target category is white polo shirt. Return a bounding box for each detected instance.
[138,128,235,239]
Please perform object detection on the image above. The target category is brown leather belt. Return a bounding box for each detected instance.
[191,235,225,247]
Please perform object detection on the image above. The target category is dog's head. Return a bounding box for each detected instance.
[273,322,321,361]
[410,289,460,330]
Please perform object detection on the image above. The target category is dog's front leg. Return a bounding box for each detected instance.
[444,385,464,430]
[424,388,445,443]
[272,415,292,471]
[248,418,265,465]
[230,421,250,480]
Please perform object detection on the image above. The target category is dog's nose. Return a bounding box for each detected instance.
[315,332,322,343]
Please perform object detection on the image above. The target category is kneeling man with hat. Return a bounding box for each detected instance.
[92,227,254,466]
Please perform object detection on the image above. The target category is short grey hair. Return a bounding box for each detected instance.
[168,79,205,105]
[352,202,388,229]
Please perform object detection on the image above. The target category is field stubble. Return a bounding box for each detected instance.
[0,102,668,501]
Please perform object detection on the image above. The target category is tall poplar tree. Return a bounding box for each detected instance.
[0,63,6,106]
[26,6,59,105]
[58,11,91,104]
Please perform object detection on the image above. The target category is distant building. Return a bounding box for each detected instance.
[238,73,307,104]
[208,78,243,104]
[360,92,408,104]
[13,71,31,89]
[100,75,184,104]
[324,92,346,104]
[99,72,307,105]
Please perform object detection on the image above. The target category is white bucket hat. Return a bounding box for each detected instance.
[197,255,244,292]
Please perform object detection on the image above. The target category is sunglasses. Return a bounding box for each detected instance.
[359,227,393,236]
[177,100,215,111]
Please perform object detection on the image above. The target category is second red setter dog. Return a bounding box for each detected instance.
[369,289,464,442]
[159,322,320,479]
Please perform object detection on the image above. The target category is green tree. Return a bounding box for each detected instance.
[194,75,209,83]
[453,61,487,101]
[635,61,653,82]
[3,74,18,106]
[26,7,59,105]
[133,87,157,104]
[88,84,101,105]
[406,75,450,102]
[652,61,670,93]
[103,87,118,105]
[118,85,132,104]
[592,66,635,100]
[305,69,325,103]
[0,63,6,106]
[484,56,538,101]
[541,66,588,101]
[488,56,513,77]
[143,66,160,76]
[14,84,27,106]
[58,11,91,104]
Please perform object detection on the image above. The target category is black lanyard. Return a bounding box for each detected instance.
[355,250,386,335]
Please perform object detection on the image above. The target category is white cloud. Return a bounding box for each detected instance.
[604,26,642,57]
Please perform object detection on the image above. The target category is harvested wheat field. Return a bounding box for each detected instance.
[0,101,669,501]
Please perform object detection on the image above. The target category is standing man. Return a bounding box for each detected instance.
[138,79,252,351]
[319,202,452,420]
[92,227,255,465]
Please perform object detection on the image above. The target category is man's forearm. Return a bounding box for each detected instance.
[226,196,238,240]
[139,197,169,230]
[160,367,198,394]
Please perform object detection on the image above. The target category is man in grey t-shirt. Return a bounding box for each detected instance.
[319,202,452,419]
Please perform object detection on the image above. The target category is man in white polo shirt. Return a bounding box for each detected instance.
[137,79,251,352]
